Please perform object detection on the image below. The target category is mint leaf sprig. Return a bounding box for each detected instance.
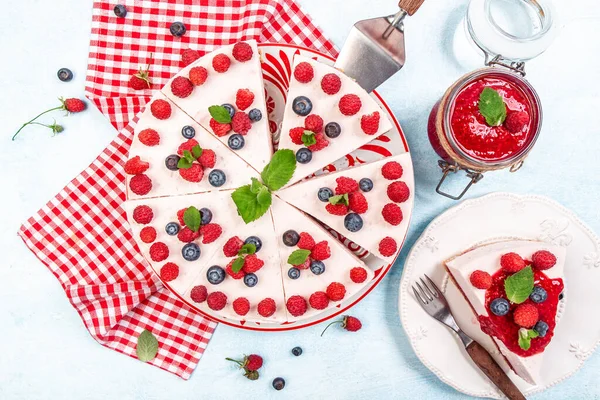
[177,144,203,169]
[328,193,349,206]
[231,243,257,273]
[183,206,202,232]
[287,249,311,266]
[301,130,317,146]
[504,265,534,304]
[209,105,232,124]
[478,87,507,126]
[518,328,539,351]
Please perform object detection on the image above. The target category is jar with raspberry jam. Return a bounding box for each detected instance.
[428,0,557,199]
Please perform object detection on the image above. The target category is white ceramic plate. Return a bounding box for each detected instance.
[399,192,600,398]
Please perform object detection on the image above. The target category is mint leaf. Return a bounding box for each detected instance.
[257,186,272,207]
[505,265,534,304]
[136,329,159,362]
[208,105,232,124]
[287,249,311,266]
[177,157,193,169]
[301,130,317,146]
[261,149,297,191]
[518,328,539,351]
[478,87,507,126]
[183,206,201,232]
[192,145,203,159]
[231,185,271,224]
[231,257,245,273]
[328,193,349,206]
[239,243,256,256]
[183,150,193,161]
[250,177,263,194]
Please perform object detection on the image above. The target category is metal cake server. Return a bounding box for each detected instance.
[412,275,526,400]
[334,0,426,92]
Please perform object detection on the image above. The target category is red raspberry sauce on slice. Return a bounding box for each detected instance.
[450,77,533,162]
[479,265,563,357]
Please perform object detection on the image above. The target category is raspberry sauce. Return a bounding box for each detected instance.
[479,265,564,357]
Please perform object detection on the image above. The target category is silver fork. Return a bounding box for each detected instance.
[412,275,526,400]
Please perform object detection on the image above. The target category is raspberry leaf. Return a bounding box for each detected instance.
[301,130,317,146]
[231,185,271,224]
[287,249,311,266]
[328,193,349,206]
[231,257,245,273]
[192,145,203,159]
[478,87,507,126]
[208,105,232,124]
[504,265,534,304]
[261,149,297,191]
[136,329,159,362]
[518,328,539,351]
[239,243,256,256]
[183,206,201,232]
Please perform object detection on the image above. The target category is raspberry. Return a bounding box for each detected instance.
[382,203,403,226]
[150,99,171,120]
[257,298,276,317]
[233,297,250,316]
[309,291,329,310]
[360,111,380,135]
[129,74,150,90]
[326,203,349,216]
[348,191,368,214]
[378,237,397,257]
[343,316,362,332]
[242,254,264,273]
[149,242,169,262]
[160,262,179,282]
[223,236,244,257]
[293,62,314,83]
[200,223,222,244]
[335,176,359,195]
[226,259,246,280]
[245,354,263,371]
[124,156,150,175]
[207,291,227,311]
[231,112,252,135]
[326,282,346,301]
[297,232,315,251]
[177,138,200,156]
[189,66,208,86]
[133,205,153,224]
[311,241,331,261]
[307,132,329,152]
[321,73,341,95]
[181,48,200,67]
[235,89,255,111]
[190,285,208,303]
[129,174,152,195]
[232,42,253,62]
[289,127,305,145]
[179,163,204,182]
[381,161,403,180]
[350,267,368,283]
[212,54,231,73]
[139,226,157,243]
[339,94,362,116]
[387,181,410,203]
[177,208,186,225]
[532,250,557,270]
[63,98,86,113]
[513,303,539,328]
[177,227,200,243]
[294,258,310,270]
[286,295,307,317]
[470,270,492,289]
[209,118,231,137]
[304,114,323,133]
[505,111,529,133]
[170,76,194,98]
[500,252,526,273]
[138,128,160,146]
[198,149,216,168]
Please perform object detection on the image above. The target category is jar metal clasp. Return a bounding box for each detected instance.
[435,160,484,200]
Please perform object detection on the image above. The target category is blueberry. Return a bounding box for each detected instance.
[181,125,196,139]
[207,265,225,284]
[248,108,262,122]
[310,260,325,275]
[244,273,258,287]
[170,21,186,37]
[559,292,564,301]
[490,298,510,316]
[292,96,312,116]
[317,187,333,202]
[228,134,245,150]
[208,169,226,187]
[291,346,302,356]
[182,243,201,261]
[359,178,373,192]
[296,148,312,164]
[165,222,180,236]
[324,122,341,138]
[530,286,548,303]
[533,321,549,337]
[272,377,285,391]
[283,230,299,247]
[57,68,73,82]
[288,267,300,279]
[221,103,235,118]
[200,208,212,225]
[165,154,180,171]
[245,236,262,252]
[113,4,127,17]
[344,213,363,232]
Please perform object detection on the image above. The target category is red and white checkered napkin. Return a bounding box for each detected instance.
[19,0,336,379]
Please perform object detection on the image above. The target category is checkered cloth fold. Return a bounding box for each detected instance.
[19,0,336,379]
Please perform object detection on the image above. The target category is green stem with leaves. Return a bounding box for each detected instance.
[12,106,63,140]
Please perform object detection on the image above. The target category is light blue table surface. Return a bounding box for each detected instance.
[1,0,599,399]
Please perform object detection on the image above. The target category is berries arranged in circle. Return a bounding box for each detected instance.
[244,236,262,252]
[133,205,154,224]
[359,178,373,192]
[228,134,245,150]
[207,265,225,284]
[283,230,300,247]
[532,250,557,270]
[378,236,398,257]
[296,148,312,164]
[534,320,549,337]
[182,242,201,261]
[310,260,325,275]
[207,291,227,310]
[490,298,510,316]
[513,303,539,328]
[113,4,127,17]
[324,122,341,138]
[190,285,207,303]
[291,346,303,356]
[169,21,186,37]
[222,103,235,118]
[288,267,300,279]
[165,154,180,171]
[470,270,492,289]
[272,377,286,391]
[350,267,368,283]
[181,125,195,139]
[500,252,526,273]
[208,169,226,187]
[321,73,342,95]
[294,61,314,83]
[165,222,180,236]
[318,187,333,202]
[530,286,548,303]
[57,68,73,82]
[248,108,262,121]
[292,96,312,116]
[200,208,212,225]
[344,213,363,232]
[130,174,152,195]
[232,42,253,62]
[244,273,258,287]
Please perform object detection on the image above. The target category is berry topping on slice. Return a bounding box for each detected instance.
[207,291,227,310]
[226,259,246,280]
[318,187,333,202]
[381,161,403,180]
[242,254,265,274]
[209,118,231,137]
[232,112,252,135]
[311,241,331,261]
[348,191,368,214]
[207,265,225,285]
[170,76,193,98]
[149,242,169,262]
[292,257,310,269]
[470,270,492,289]
[176,208,186,225]
[532,250,557,270]
[387,181,410,203]
[140,226,157,243]
[199,149,216,168]
[350,267,368,283]
[165,154,180,171]
[309,260,325,275]
[359,178,373,192]
[248,108,262,121]
[243,273,258,287]
[208,169,226,187]
[335,176,359,195]
[326,203,349,216]
[378,237,398,257]
[309,291,329,310]
[189,66,208,86]
[533,321,549,337]
[222,103,235,118]
[165,222,180,236]
[233,297,251,316]
[293,62,314,83]
[190,285,208,303]
[182,243,201,261]
[344,213,363,232]
[228,134,245,150]
[297,232,315,251]
[160,262,179,282]
[514,303,539,328]
[177,138,200,156]
[382,203,403,226]
[200,208,212,225]
[490,298,510,316]
[212,54,231,73]
[235,89,255,111]
[181,48,200,67]
[232,42,253,62]
[200,223,222,244]
[282,230,300,247]
[150,99,171,120]
[223,236,244,257]
[307,133,329,152]
[292,96,312,116]
[500,252,526,273]
[339,94,362,116]
[177,227,200,243]
[289,127,304,145]
[181,125,196,139]
[505,111,529,133]
[321,73,341,95]
[326,282,346,301]
[288,267,300,279]
[286,295,308,317]
[133,205,153,224]
[258,298,276,317]
[530,286,548,303]
[129,174,152,195]
[324,122,341,138]
[360,111,380,135]
[179,163,204,182]
[138,128,160,146]
[244,236,262,252]
[304,114,323,133]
